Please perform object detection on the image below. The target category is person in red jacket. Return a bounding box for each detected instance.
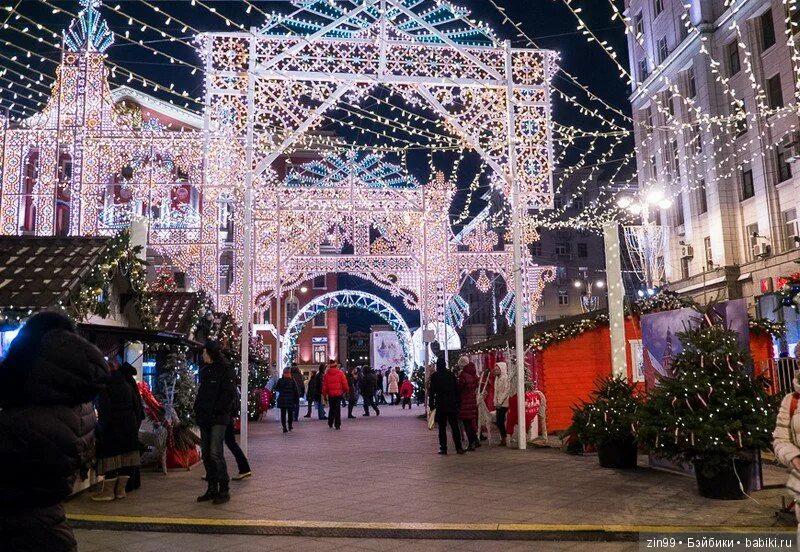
[399,379,414,410]
[322,362,349,430]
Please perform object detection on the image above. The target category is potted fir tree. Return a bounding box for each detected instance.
[570,377,642,469]
[638,320,776,499]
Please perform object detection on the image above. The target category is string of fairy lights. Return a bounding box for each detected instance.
[0,0,798,242]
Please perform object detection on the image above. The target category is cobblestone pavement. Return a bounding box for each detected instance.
[67,406,792,548]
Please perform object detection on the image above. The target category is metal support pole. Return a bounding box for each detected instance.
[239,36,257,456]
[604,222,627,379]
[505,41,526,450]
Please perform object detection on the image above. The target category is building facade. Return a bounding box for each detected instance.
[625,0,800,348]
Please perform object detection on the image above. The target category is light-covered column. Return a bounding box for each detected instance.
[604,222,627,379]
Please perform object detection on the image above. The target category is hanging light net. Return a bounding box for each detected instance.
[623,224,667,288]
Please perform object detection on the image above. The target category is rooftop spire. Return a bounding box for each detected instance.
[64,0,114,53]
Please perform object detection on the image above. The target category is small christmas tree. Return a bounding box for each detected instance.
[638,316,777,478]
[152,265,177,293]
[156,349,199,452]
[570,377,642,447]
[412,366,425,404]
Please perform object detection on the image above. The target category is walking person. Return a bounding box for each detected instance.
[361,366,381,416]
[91,358,145,501]
[274,367,301,433]
[313,364,328,419]
[493,362,511,447]
[387,367,399,405]
[322,361,349,429]
[290,365,305,422]
[304,369,317,418]
[429,356,464,455]
[399,378,414,410]
[0,312,108,551]
[376,369,386,405]
[194,342,237,505]
[347,366,360,419]
[457,361,480,451]
[225,388,251,481]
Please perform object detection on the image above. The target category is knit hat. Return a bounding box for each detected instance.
[457,356,469,368]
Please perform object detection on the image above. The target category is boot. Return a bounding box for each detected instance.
[467,442,476,452]
[197,481,218,502]
[499,438,507,447]
[90,478,118,501]
[213,482,231,505]
[114,476,130,499]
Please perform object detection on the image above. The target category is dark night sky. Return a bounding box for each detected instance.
[0,0,631,332]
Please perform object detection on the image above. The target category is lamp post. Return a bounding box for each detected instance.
[574,276,606,312]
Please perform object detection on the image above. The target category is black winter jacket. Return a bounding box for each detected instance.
[194,360,236,427]
[428,360,460,414]
[274,377,301,409]
[0,329,108,510]
[361,369,377,396]
[96,368,144,460]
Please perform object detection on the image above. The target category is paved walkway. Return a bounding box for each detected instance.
[67,406,793,547]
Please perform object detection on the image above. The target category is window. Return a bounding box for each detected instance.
[262,308,271,325]
[777,145,793,183]
[558,290,569,306]
[791,4,800,35]
[741,166,755,200]
[698,179,708,214]
[654,0,664,17]
[643,106,653,133]
[784,209,799,250]
[727,41,740,76]
[650,155,657,179]
[572,196,584,210]
[657,36,669,63]
[734,100,747,136]
[557,266,568,284]
[767,74,784,110]
[313,311,326,328]
[675,193,685,226]
[555,243,571,257]
[535,315,547,323]
[313,274,326,289]
[687,67,697,98]
[638,58,649,82]
[679,20,689,42]
[531,242,542,256]
[313,343,327,364]
[761,10,776,50]
[704,236,713,267]
[746,223,760,260]
[634,11,644,38]
[671,139,681,178]
[681,257,691,280]
[693,126,703,154]
[286,297,299,325]
[554,195,563,210]
[667,94,675,117]
[577,243,588,258]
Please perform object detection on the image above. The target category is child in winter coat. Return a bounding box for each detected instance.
[274,368,301,433]
[399,379,414,409]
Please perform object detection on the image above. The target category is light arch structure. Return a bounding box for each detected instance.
[282,290,414,373]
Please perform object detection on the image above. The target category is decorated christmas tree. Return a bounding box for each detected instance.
[151,265,177,293]
[411,366,425,404]
[638,314,777,478]
[156,350,199,451]
[570,377,642,447]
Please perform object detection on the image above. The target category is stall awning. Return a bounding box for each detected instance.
[78,323,203,356]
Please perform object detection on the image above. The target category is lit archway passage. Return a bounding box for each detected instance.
[282,290,414,374]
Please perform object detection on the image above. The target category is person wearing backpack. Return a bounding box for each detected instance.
[773,369,800,536]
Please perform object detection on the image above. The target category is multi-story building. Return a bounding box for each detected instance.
[625,0,800,347]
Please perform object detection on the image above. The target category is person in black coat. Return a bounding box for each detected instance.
[360,366,380,416]
[274,367,301,432]
[303,369,317,418]
[193,341,236,505]
[290,365,305,422]
[91,359,145,502]
[428,356,464,455]
[0,312,108,552]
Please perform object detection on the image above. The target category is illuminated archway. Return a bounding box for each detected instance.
[282,290,414,374]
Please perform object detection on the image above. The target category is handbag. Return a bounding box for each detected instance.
[427,408,436,430]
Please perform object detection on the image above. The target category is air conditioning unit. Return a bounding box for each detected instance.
[752,243,772,258]
[680,244,694,259]
[783,132,800,163]
[788,221,800,249]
